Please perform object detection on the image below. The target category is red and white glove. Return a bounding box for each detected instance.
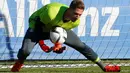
[52,43,66,54]
[39,40,52,53]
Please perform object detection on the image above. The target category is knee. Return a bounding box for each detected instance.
[73,42,87,51]
[77,42,92,53]
[79,42,87,48]
[78,42,90,49]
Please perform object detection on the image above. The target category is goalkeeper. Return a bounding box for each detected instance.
[11,0,120,72]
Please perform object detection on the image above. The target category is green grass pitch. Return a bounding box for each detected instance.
[0,60,130,73]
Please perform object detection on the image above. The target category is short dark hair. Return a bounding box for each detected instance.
[69,0,85,10]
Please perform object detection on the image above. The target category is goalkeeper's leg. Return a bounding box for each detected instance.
[11,26,51,72]
[64,30,120,72]
[11,28,37,72]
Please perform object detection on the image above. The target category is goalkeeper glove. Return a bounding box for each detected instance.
[39,40,52,53]
[52,43,66,54]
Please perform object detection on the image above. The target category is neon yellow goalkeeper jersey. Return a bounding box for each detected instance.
[29,2,80,30]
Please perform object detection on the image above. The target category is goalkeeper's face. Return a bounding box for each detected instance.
[69,8,84,22]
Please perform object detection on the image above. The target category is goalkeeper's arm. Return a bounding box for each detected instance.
[39,40,52,53]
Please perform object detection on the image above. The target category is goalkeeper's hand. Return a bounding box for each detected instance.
[39,40,52,53]
[52,43,66,54]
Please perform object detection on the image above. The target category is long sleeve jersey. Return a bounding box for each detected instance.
[29,2,80,30]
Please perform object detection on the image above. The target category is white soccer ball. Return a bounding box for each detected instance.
[50,27,67,44]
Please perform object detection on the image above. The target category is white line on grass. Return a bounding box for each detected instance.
[0,63,129,69]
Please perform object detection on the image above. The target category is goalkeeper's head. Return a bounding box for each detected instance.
[64,0,84,22]
[69,0,85,10]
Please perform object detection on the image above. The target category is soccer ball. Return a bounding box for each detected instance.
[50,27,67,44]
